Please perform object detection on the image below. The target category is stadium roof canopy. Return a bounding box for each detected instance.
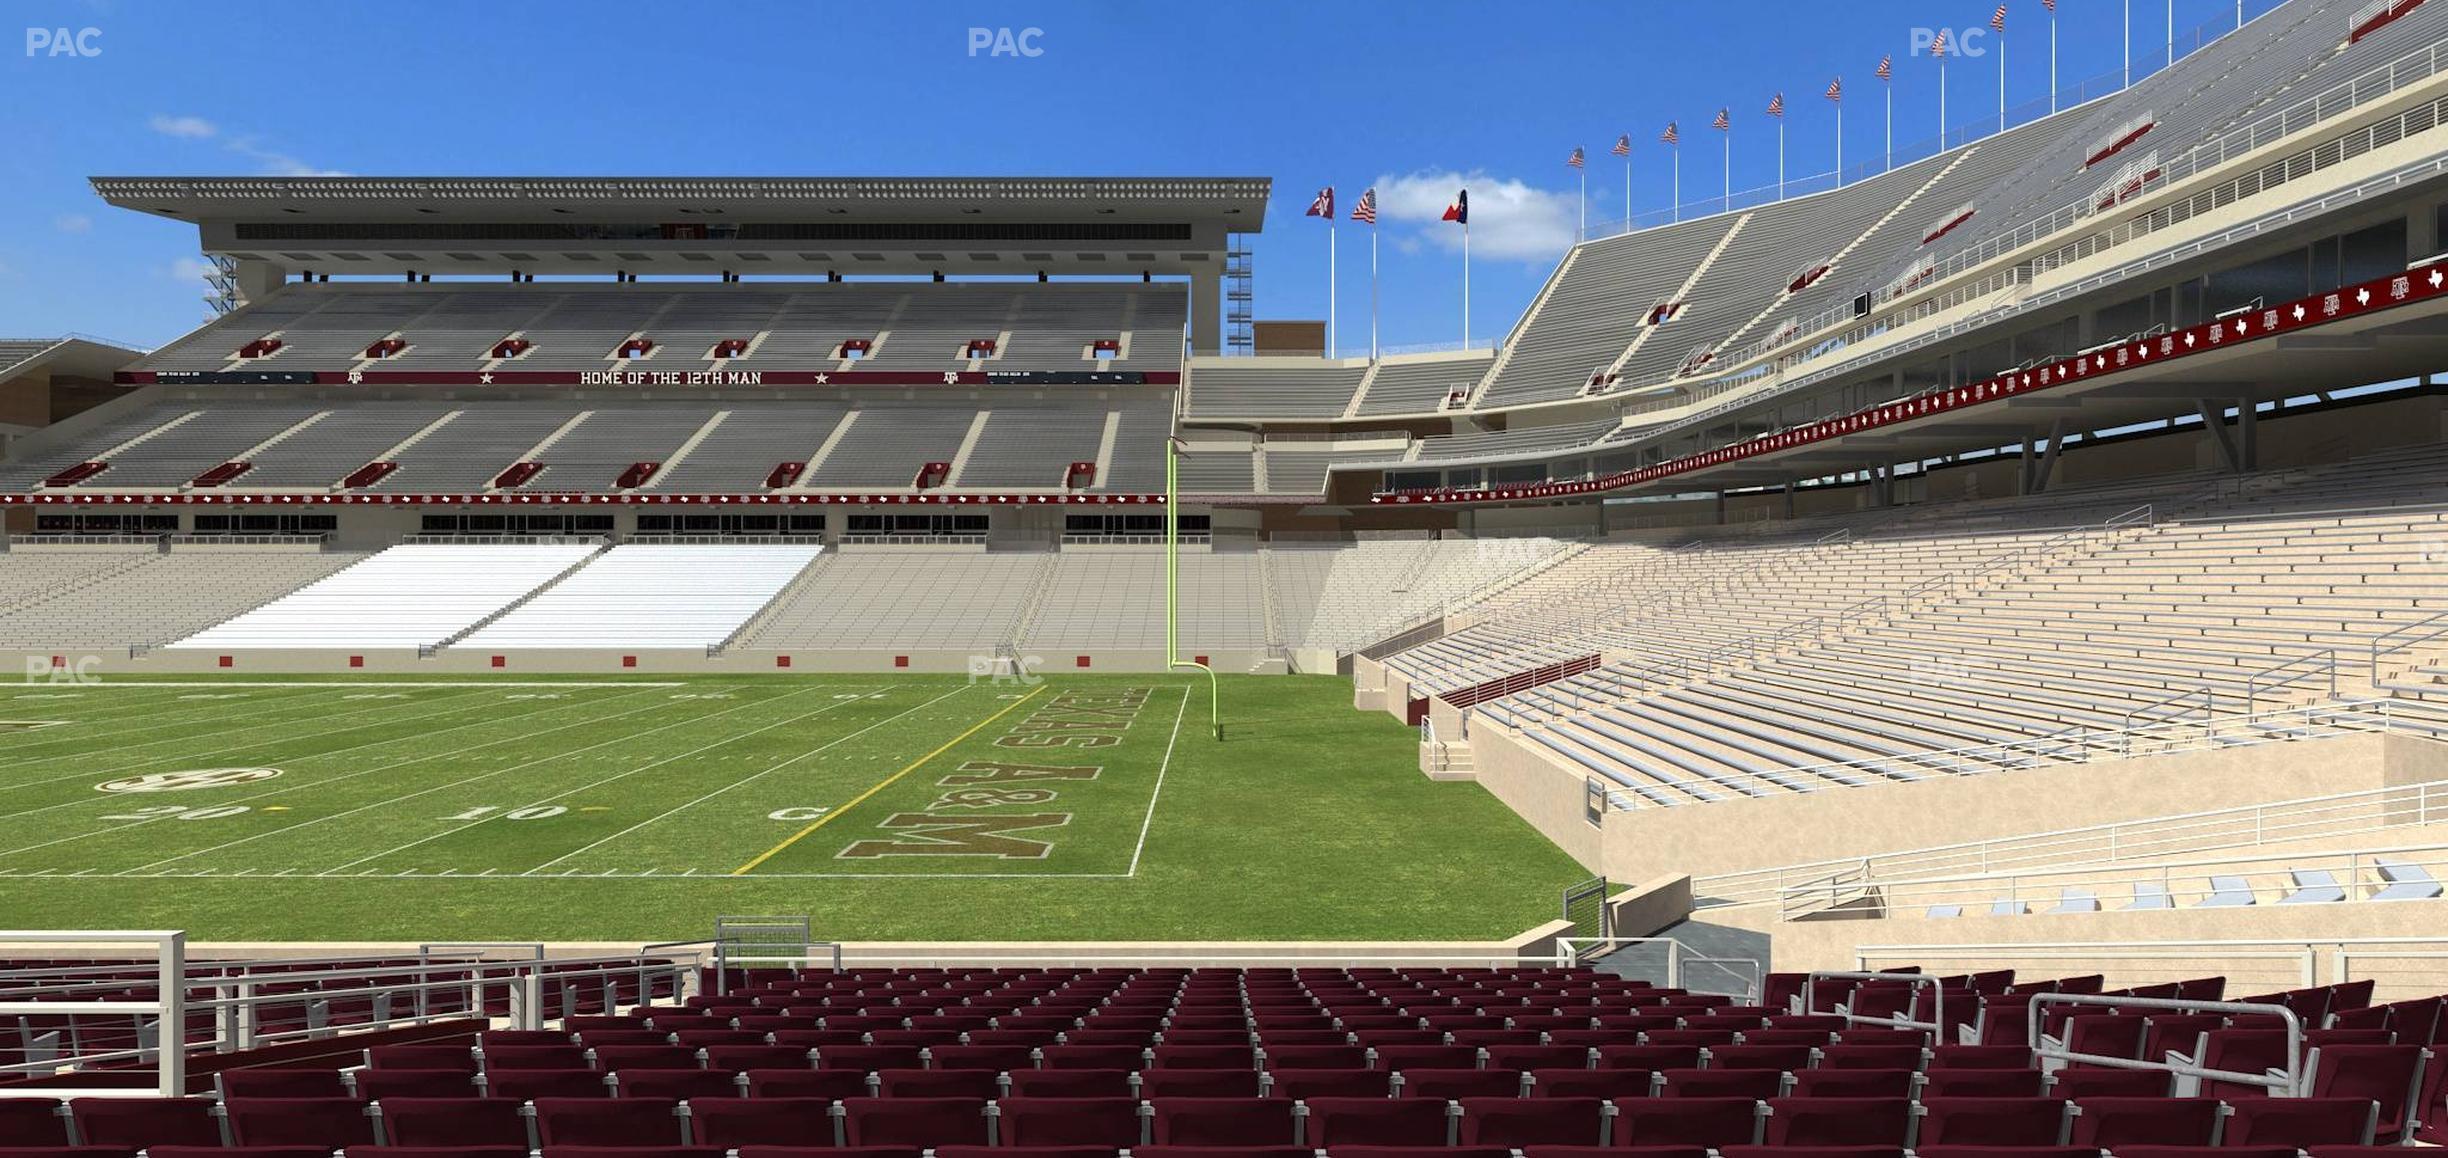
[88,176,1271,280]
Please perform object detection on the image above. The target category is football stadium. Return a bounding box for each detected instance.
[4,0,2448,1145]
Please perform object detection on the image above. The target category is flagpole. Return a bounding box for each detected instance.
[1327,219,1337,358]
[2123,0,2131,87]
[1777,118,1785,200]
[2049,11,2058,112]
[1461,222,1471,350]
[2166,0,2174,67]
[1623,155,1631,230]
[1940,58,1949,147]
[1578,168,1586,236]
[1836,100,1844,187]
[1722,130,1731,212]
[1998,29,2007,133]
[1369,225,1379,362]
[1884,84,1892,171]
[1672,149,1680,223]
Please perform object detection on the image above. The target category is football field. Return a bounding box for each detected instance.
[0,673,1586,942]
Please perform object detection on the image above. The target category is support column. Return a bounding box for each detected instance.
[2237,397,2258,472]
[1783,479,1797,518]
[1188,271,1221,356]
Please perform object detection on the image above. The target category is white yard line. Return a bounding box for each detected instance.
[321,686,877,874]
[102,685,806,872]
[524,685,973,874]
[0,686,526,802]
[0,686,508,783]
[0,685,676,857]
[0,680,501,773]
[1123,684,1193,879]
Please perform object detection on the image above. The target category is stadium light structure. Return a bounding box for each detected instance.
[1166,436,1223,741]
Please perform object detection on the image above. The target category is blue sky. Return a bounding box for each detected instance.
[3,0,2272,354]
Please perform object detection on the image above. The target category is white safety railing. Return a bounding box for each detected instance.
[1804,969,1948,1035]
[1852,935,2448,1000]
[1785,839,2448,921]
[1701,779,2448,911]
[0,938,700,1097]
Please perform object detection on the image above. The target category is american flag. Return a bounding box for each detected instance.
[1350,187,1376,225]
[1611,133,1631,157]
[1876,54,1894,81]
[1766,93,1785,118]
[1661,122,1680,145]
[1826,77,1843,102]
[1931,29,1949,58]
[1991,4,2007,31]
[1304,186,1334,219]
[1567,146,1585,169]
[1711,107,1731,131]
[2042,0,2056,9]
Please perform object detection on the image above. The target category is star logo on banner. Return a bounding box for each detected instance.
[479,372,494,384]
[815,373,830,384]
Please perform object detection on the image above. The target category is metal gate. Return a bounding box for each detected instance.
[1562,876,1612,941]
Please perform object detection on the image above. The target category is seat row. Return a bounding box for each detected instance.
[6,1092,2403,1152]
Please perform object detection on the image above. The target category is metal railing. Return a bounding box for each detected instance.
[1786,838,2448,922]
[1553,936,1761,1001]
[1804,969,1946,1036]
[1702,779,2448,911]
[2031,994,2305,1096]
[0,938,700,1095]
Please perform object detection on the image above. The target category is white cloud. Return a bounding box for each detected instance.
[149,114,217,139]
[167,256,218,283]
[1372,169,1579,263]
[226,137,348,177]
[147,114,346,176]
[54,214,91,234]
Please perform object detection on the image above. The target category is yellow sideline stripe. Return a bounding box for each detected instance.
[730,685,1045,876]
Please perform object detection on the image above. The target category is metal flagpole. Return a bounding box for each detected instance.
[1578,168,1585,236]
[1836,99,1844,186]
[1672,149,1680,222]
[1369,226,1379,361]
[1998,27,2007,132]
[1327,219,1336,357]
[1623,155,1631,230]
[2166,0,2174,67]
[1164,437,1221,741]
[1722,131,1730,211]
[1461,222,1471,349]
[2050,10,2058,112]
[1940,57,1948,145]
[1885,84,1892,170]
[2124,0,2131,87]
[1777,118,1785,200]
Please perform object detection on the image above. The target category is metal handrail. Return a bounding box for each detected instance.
[1710,779,2447,909]
[1786,837,2448,920]
[2029,993,2304,1096]
[2370,607,2448,682]
[1804,969,1944,1036]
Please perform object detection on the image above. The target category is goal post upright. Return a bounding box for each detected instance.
[1166,435,1222,740]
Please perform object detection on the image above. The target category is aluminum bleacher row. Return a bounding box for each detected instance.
[4,965,2442,1157]
[0,398,1176,496]
[132,283,1186,375]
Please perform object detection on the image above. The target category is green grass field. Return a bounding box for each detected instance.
[0,673,1586,942]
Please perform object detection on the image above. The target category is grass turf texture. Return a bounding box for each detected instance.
[0,673,1586,942]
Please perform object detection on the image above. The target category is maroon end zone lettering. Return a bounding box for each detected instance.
[837,812,1072,859]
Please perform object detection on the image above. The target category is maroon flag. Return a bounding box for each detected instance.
[1304,186,1334,219]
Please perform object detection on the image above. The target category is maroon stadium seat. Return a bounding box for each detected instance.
[1455,1096,1608,1146]
[1147,1097,1299,1146]
[1612,1097,1762,1147]
[67,1099,224,1149]
[1762,1097,1910,1146]
[1910,1097,2069,1146]
[993,1097,1142,1147]
[1302,1097,1452,1146]
[369,1097,529,1147]
[682,1098,840,1147]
